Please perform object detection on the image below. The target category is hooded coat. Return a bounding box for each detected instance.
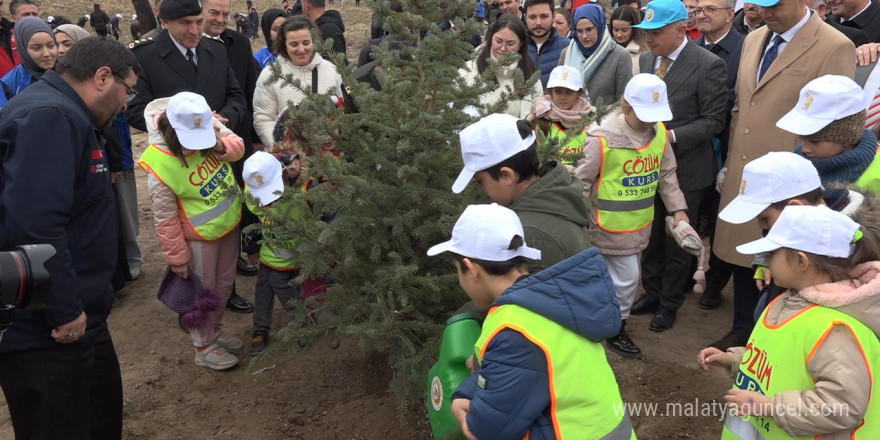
[509,161,593,271]
[315,10,346,60]
[452,247,624,440]
[728,261,880,438]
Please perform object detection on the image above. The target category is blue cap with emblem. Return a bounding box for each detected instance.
[631,0,689,29]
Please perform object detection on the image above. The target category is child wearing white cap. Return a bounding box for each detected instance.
[699,205,880,439]
[242,151,306,353]
[573,73,688,358]
[138,92,246,370]
[707,151,880,351]
[533,65,593,167]
[453,113,592,272]
[777,75,880,193]
[428,204,633,440]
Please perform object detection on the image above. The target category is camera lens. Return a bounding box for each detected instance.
[0,244,55,309]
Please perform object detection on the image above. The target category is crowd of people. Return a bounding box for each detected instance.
[0,0,879,438]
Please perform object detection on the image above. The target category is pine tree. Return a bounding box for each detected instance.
[249,0,606,420]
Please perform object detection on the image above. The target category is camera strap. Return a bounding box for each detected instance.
[0,305,14,344]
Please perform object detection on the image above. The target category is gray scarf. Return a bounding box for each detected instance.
[15,17,56,79]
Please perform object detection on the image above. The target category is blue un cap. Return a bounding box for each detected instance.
[632,0,689,29]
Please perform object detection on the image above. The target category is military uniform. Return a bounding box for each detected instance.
[124,29,247,134]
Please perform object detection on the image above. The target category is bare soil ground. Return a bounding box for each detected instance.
[2,2,737,438]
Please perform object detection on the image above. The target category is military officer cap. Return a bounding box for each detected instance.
[159,0,203,19]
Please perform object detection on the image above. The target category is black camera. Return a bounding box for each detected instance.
[0,244,55,330]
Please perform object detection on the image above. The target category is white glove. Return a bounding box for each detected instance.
[716,166,727,194]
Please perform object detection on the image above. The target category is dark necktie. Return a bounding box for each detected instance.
[705,43,720,54]
[186,49,197,72]
[758,35,783,82]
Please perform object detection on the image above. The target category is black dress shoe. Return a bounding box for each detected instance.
[606,320,642,358]
[227,292,254,313]
[630,294,660,315]
[649,307,677,332]
[698,290,722,310]
[237,256,258,276]
[709,331,749,351]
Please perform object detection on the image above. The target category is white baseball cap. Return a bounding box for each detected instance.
[776,75,866,136]
[719,152,822,224]
[623,73,673,123]
[737,205,860,258]
[546,66,583,91]
[427,204,542,261]
[452,114,536,194]
[243,151,284,206]
[166,92,216,151]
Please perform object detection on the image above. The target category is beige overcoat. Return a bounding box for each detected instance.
[714,11,855,267]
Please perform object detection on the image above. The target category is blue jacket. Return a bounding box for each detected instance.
[452,247,621,440]
[0,64,35,107]
[527,28,570,89]
[254,46,276,70]
[0,70,117,352]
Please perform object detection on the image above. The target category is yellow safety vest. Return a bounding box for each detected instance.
[475,304,637,440]
[722,297,880,440]
[549,122,587,167]
[854,143,880,195]
[245,196,298,271]
[593,123,667,233]
[138,145,241,241]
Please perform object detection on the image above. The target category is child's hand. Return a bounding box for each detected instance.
[725,389,771,417]
[451,398,477,440]
[672,210,689,229]
[755,267,772,290]
[247,253,259,266]
[697,347,732,371]
[466,355,476,373]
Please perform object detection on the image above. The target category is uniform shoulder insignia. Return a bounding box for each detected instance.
[128,37,154,49]
[203,34,224,44]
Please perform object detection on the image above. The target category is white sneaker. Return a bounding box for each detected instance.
[129,266,141,280]
[215,332,244,353]
[194,344,239,370]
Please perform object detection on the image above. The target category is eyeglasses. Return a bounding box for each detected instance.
[112,73,138,103]
[693,6,732,15]
[575,26,597,35]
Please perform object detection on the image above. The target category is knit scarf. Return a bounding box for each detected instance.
[534,94,593,129]
[563,30,615,88]
[794,130,879,186]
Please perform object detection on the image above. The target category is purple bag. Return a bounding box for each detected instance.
[156,267,223,329]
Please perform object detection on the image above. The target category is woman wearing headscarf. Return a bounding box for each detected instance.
[0,17,57,107]
[254,9,286,69]
[561,4,632,106]
[54,24,90,60]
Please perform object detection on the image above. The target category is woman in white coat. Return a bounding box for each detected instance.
[253,16,343,150]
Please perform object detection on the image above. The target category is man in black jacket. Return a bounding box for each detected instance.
[0,36,140,440]
[303,0,347,61]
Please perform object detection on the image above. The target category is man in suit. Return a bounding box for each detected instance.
[125,0,255,313]
[830,0,880,42]
[712,0,854,350]
[812,0,869,46]
[693,0,744,310]
[202,0,266,301]
[629,0,727,332]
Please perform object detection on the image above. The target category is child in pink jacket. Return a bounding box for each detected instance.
[138,92,245,370]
